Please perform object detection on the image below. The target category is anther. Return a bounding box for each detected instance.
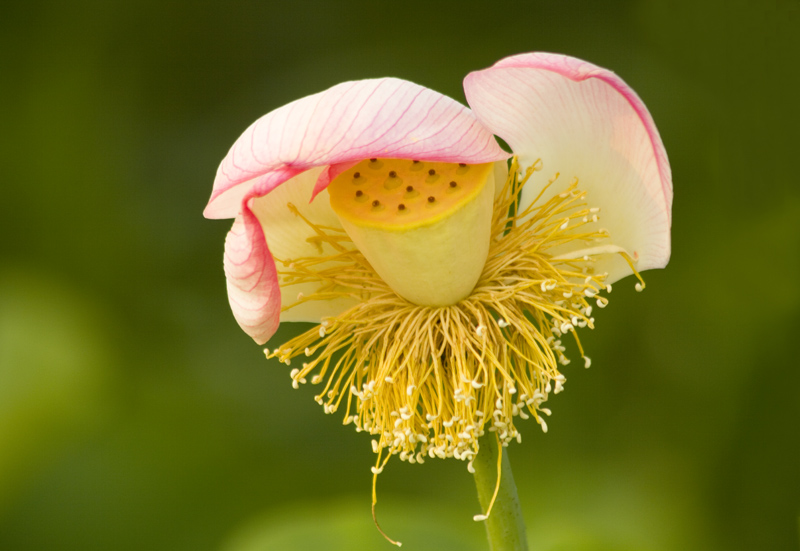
[449,181,457,187]
[353,172,361,179]
[428,169,436,176]
[355,190,363,197]
[406,185,414,192]
[459,163,466,167]
[427,196,435,203]
[389,170,397,178]
[372,200,380,207]
[370,158,377,162]
[398,204,406,211]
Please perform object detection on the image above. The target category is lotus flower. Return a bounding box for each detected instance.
[204,53,671,474]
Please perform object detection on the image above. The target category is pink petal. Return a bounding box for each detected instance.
[204,78,508,219]
[464,53,672,280]
[311,161,358,200]
[223,210,280,344]
[208,78,508,343]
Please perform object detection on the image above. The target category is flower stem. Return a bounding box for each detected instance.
[472,432,529,551]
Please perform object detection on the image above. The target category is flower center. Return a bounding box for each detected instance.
[328,159,496,306]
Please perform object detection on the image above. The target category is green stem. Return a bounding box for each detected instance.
[472,433,529,551]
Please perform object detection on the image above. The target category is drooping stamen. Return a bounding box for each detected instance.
[472,432,503,523]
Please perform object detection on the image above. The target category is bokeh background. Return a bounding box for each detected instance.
[1,1,798,550]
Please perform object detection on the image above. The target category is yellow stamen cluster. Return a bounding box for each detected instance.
[268,158,643,473]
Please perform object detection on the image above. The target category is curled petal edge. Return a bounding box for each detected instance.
[224,208,280,345]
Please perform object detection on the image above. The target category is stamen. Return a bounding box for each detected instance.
[271,155,642,495]
[473,433,503,522]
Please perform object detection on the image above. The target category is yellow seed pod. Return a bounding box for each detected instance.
[328,158,495,306]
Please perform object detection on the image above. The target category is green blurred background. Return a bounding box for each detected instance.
[1,1,798,550]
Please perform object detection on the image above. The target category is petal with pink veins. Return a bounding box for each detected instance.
[204,78,508,219]
[209,77,507,343]
[464,52,672,283]
[223,209,280,344]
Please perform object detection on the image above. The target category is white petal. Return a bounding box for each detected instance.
[250,168,359,323]
[464,53,672,282]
